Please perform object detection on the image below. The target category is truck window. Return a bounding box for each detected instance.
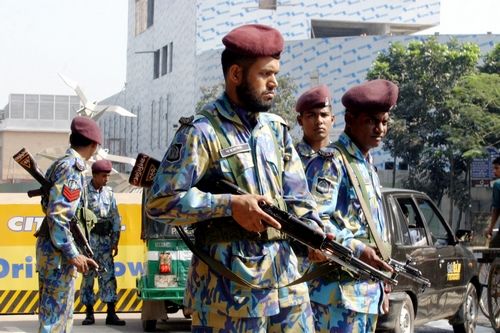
[396,197,428,247]
[416,198,450,246]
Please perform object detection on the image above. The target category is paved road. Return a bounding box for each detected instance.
[0,312,494,332]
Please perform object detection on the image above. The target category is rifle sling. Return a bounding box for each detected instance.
[334,143,390,260]
[175,226,332,289]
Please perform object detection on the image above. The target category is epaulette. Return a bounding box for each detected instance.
[179,115,194,126]
[74,158,86,171]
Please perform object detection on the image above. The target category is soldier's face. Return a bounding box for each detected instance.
[346,111,389,155]
[236,56,280,112]
[92,172,110,189]
[298,107,335,145]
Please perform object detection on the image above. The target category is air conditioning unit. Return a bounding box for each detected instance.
[259,0,277,10]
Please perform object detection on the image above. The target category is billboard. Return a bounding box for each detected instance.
[0,193,144,314]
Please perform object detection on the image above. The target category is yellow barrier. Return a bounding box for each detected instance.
[0,193,144,314]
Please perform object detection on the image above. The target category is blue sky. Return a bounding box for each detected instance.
[0,0,498,108]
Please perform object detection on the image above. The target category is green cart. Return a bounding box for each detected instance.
[137,190,192,332]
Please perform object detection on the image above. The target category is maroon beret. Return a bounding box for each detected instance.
[70,116,103,145]
[222,24,284,57]
[342,79,399,113]
[92,160,112,173]
[296,85,332,113]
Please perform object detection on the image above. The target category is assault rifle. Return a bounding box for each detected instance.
[12,148,101,273]
[218,179,430,289]
[129,153,431,288]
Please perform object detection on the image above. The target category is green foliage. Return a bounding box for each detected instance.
[367,37,490,220]
[445,73,500,157]
[479,43,500,74]
[270,75,299,127]
[195,82,225,113]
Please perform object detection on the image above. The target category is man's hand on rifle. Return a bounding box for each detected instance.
[308,233,335,262]
[231,194,281,232]
[359,246,393,273]
[69,254,99,274]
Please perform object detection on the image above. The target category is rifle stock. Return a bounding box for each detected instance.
[12,148,51,196]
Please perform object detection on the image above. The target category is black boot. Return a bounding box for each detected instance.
[106,302,126,326]
[82,305,95,325]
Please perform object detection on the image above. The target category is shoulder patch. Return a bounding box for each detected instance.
[166,143,183,163]
[62,179,82,202]
[179,115,194,125]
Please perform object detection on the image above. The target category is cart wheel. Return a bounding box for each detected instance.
[479,262,491,318]
[488,258,500,333]
[142,319,157,332]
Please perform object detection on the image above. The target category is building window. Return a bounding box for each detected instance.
[161,45,168,76]
[147,0,154,28]
[55,95,70,120]
[136,106,141,152]
[129,108,135,154]
[169,42,173,73]
[25,94,39,119]
[153,50,160,79]
[135,0,153,35]
[259,0,277,10]
[150,100,156,146]
[158,97,163,148]
[40,95,54,120]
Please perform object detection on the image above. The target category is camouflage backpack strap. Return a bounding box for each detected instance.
[333,142,390,260]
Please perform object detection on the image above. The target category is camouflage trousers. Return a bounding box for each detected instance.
[191,301,314,333]
[311,301,378,333]
[80,234,118,305]
[37,238,77,333]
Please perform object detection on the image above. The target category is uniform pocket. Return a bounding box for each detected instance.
[229,249,274,296]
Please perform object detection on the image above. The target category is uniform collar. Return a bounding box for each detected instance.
[88,179,103,193]
[296,139,315,157]
[338,132,373,164]
[214,93,261,129]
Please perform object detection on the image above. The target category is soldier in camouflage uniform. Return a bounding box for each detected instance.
[293,85,335,275]
[305,80,397,333]
[36,116,100,333]
[295,85,335,168]
[80,159,125,326]
[147,24,322,333]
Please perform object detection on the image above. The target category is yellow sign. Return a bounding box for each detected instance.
[447,260,462,281]
[0,193,144,313]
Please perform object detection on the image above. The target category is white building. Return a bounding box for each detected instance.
[0,93,80,181]
[99,0,499,171]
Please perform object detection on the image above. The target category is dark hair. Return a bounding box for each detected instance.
[69,132,95,148]
[494,157,500,165]
[221,49,281,78]
[221,49,254,78]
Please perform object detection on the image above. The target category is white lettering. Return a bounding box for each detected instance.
[7,216,44,232]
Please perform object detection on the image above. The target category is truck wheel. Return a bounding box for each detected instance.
[394,294,414,333]
[452,283,478,333]
[143,319,157,332]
